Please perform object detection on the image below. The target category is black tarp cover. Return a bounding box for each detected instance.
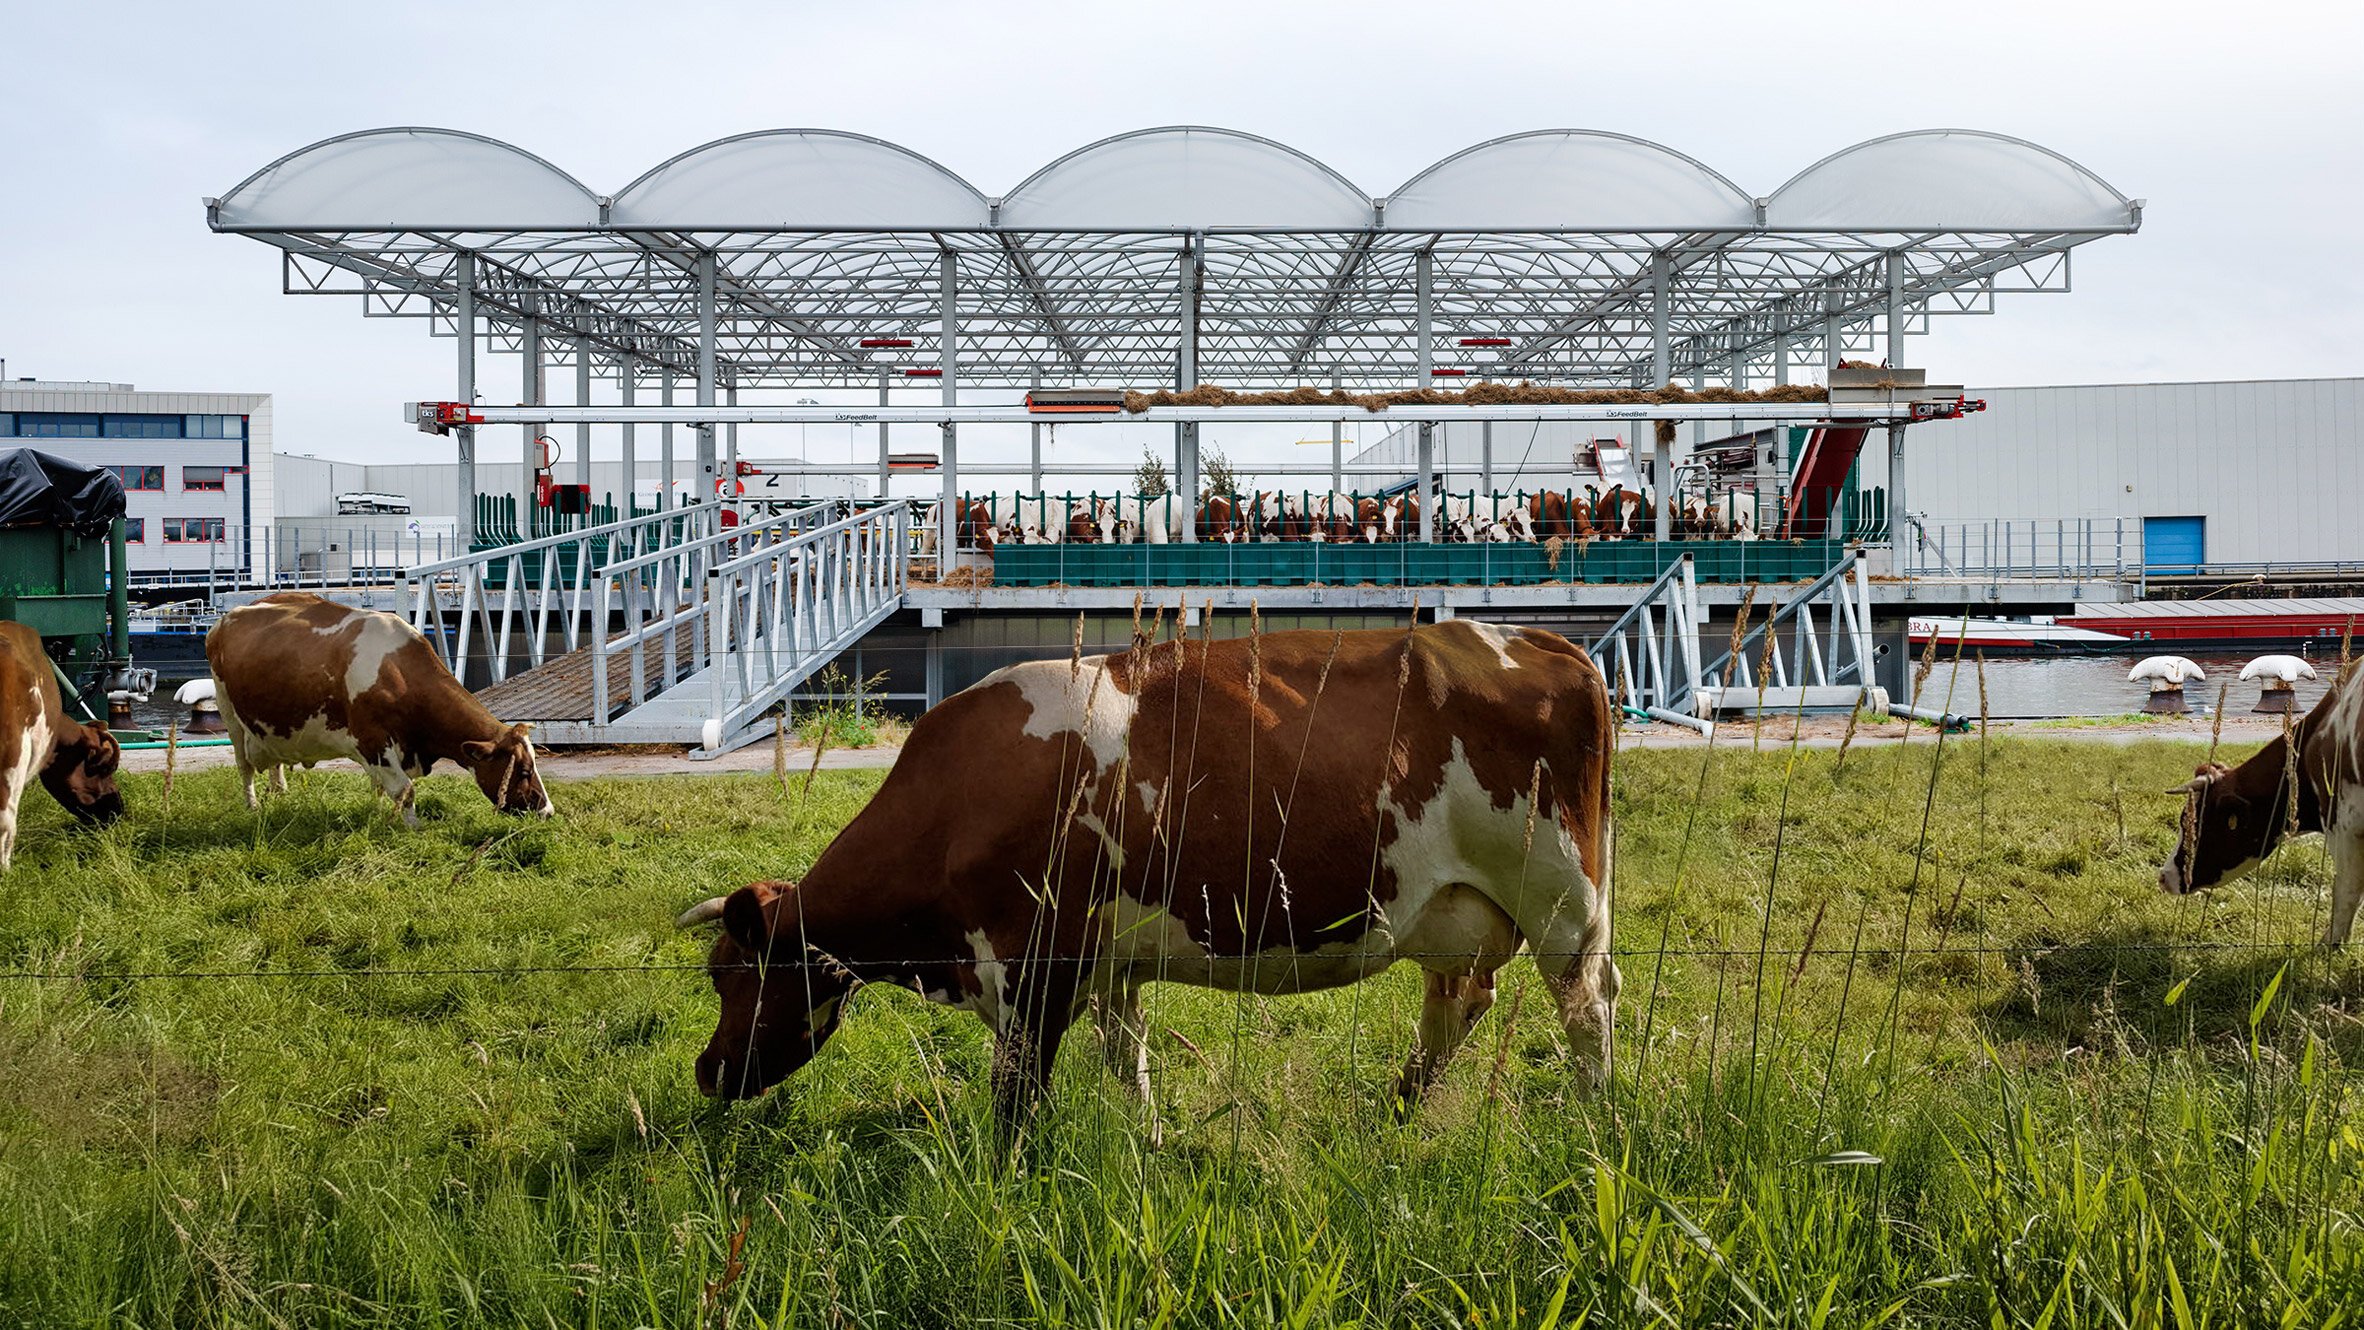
[0,448,127,537]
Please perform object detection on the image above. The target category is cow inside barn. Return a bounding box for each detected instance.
[678,619,1618,1135]
[206,592,554,827]
[2162,670,2364,944]
[0,620,123,871]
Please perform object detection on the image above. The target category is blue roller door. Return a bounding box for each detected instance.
[2143,516,2205,574]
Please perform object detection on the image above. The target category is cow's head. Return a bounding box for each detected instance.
[40,722,123,825]
[461,722,554,817]
[2160,761,2277,895]
[677,881,854,1099]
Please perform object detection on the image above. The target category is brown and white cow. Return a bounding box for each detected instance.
[206,592,554,827]
[0,621,123,871]
[2162,670,2364,944]
[678,620,1618,1134]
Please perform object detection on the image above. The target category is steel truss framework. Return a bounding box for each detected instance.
[212,126,2138,395]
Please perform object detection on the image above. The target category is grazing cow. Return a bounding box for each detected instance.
[2163,672,2364,944]
[678,621,1619,1133]
[0,621,123,871]
[206,593,555,827]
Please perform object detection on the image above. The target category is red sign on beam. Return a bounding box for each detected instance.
[904,368,944,378]
[1430,367,1470,377]
[860,337,916,348]
[1458,337,1513,347]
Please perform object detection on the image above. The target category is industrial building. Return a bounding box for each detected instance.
[0,370,273,578]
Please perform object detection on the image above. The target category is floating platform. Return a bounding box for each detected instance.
[2063,596,2364,649]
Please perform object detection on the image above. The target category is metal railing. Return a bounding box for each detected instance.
[1906,517,2139,581]
[400,505,726,683]
[693,503,911,749]
[1582,557,1708,731]
[125,525,461,592]
[1693,552,1878,716]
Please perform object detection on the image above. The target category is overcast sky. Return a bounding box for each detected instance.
[4,0,2359,479]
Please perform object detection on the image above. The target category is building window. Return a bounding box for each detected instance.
[184,414,245,439]
[102,414,184,439]
[164,518,225,543]
[183,465,229,491]
[14,412,101,438]
[123,518,146,544]
[106,464,165,491]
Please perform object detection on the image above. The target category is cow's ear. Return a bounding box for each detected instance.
[460,739,498,762]
[83,726,120,776]
[722,883,776,954]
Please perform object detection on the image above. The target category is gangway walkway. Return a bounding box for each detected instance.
[399,500,910,752]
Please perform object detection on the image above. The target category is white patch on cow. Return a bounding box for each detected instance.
[237,709,362,770]
[1100,895,1210,964]
[963,928,1012,1032]
[0,682,50,872]
[1076,811,1126,870]
[999,658,1136,771]
[523,731,556,817]
[1375,738,1602,978]
[343,613,424,699]
[1458,621,1525,670]
[807,993,844,1038]
[1137,780,1162,814]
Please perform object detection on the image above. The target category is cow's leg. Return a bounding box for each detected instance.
[221,709,262,809]
[366,762,418,829]
[267,765,288,795]
[1513,830,1620,1089]
[989,1014,1074,1145]
[0,768,21,872]
[1393,967,1498,1113]
[2325,830,2364,946]
[1091,981,1154,1101]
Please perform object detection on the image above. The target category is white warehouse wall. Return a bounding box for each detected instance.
[1911,377,2361,567]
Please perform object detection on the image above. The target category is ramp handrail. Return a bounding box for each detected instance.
[695,501,911,749]
[1582,554,1708,729]
[586,501,908,734]
[399,504,725,681]
[1694,549,1875,693]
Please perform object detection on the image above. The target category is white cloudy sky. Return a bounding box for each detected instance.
[3,0,2359,480]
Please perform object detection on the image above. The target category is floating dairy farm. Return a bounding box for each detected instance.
[5,97,2364,1330]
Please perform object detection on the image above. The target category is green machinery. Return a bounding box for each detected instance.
[0,499,159,737]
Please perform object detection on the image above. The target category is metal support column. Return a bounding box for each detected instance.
[453,255,476,548]
[1650,252,1673,541]
[620,361,637,517]
[522,305,544,536]
[1480,421,1493,494]
[876,370,891,499]
[1329,370,1343,493]
[1028,369,1042,491]
[1886,251,1908,568]
[938,250,959,567]
[574,337,592,498]
[1177,235,1199,542]
[659,370,675,512]
[1416,247,1436,543]
[695,251,719,504]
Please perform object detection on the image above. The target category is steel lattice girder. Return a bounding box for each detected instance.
[249,225,2098,391]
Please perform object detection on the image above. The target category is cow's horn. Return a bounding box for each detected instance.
[674,897,730,929]
[2164,776,2213,795]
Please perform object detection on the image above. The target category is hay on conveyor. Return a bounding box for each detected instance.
[1119,380,1829,414]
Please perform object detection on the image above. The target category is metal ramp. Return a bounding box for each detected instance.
[1584,548,1879,734]
[400,500,909,751]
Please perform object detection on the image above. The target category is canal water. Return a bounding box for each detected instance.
[1910,649,2341,720]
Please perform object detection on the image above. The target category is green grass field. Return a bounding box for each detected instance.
[2,730,2360,1327]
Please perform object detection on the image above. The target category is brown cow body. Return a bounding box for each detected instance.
[0,621,123,870]
[2164,671,2364,943]
[206,593,553,827]
[682,620,1618,1131]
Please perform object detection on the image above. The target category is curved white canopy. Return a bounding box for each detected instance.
[209,125,2140,388]
[1386,131,1755,232]
[214,127,600,230]
[997,126,1372,231]
[1767,129,2134,232]
[612,130,990,230]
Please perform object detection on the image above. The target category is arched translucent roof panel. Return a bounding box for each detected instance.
[214,128,599,230]
[1767,130,2134,231]
[612,130,990,229]
[1386,131,1756,231]
[999,127,1373,231]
